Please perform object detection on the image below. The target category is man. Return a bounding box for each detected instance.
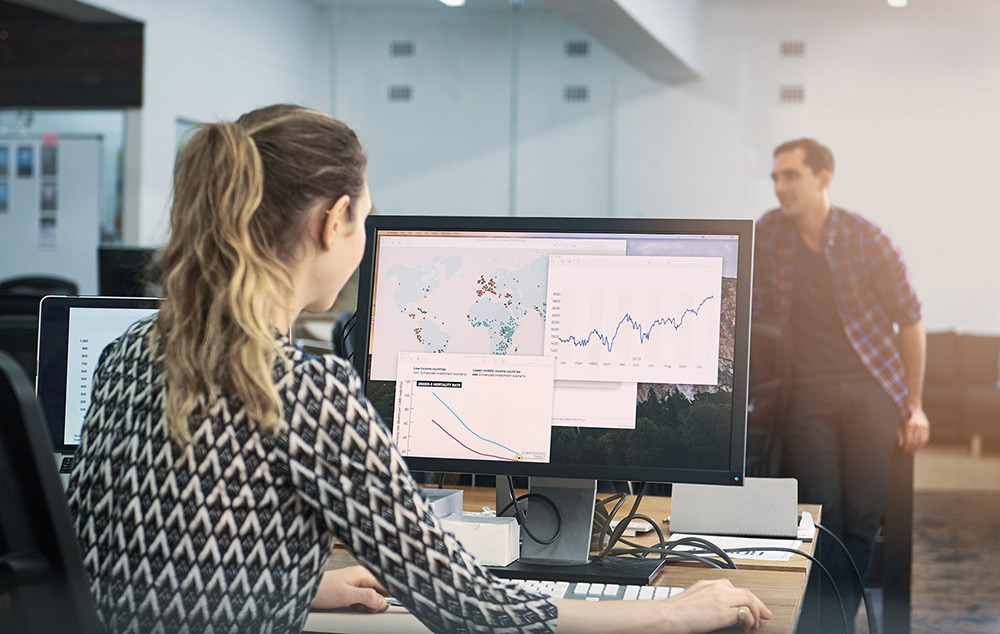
[753,138,930,632]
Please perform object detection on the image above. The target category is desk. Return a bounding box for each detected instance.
[305,487,819,634]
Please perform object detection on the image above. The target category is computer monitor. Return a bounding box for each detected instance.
[352,215,753,582]
[35,295,160,486]
[97,245,160,297]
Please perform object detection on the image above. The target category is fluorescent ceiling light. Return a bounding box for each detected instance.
[439,0,466,6]
[888,0,908,7]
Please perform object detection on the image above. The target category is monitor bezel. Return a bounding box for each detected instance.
[352,215,753,486]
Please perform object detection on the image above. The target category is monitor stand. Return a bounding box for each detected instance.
[489,477,664,586]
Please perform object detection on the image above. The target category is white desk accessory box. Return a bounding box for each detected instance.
[441,514,520,566]
[420,488,464,519]
[669,477,799,538]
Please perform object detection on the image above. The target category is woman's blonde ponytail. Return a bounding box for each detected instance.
[152,105,364,447]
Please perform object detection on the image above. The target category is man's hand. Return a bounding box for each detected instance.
[898,406,930,454]
[311,566,389,613]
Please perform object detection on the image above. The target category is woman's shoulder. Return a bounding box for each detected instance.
[284,343,362,392]
[102,313,158,361]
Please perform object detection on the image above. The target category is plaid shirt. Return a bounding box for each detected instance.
[753,207,922,420]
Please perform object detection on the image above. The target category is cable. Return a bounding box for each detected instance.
[500,475,561,545]
[595,481,648,560]
[591,493,630,555]
[608,536,738,570]
[666,536,738,569]
[608,546,728,569]
[814,522,880,634]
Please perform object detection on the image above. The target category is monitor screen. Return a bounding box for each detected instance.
[36,296,160,453]
[353,216,753,487]
[97,245,159,297]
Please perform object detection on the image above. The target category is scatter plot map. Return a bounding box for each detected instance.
[367,235,623,381]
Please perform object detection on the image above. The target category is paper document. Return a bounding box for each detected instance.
[798,511,815,541]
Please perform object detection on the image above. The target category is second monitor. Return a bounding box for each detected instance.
[352,215,753,580]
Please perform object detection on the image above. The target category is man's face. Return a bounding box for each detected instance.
[771,148,829,219]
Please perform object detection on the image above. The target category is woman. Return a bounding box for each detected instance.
[67,104,770,634]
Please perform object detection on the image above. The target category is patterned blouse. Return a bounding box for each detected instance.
[67,315,556,633]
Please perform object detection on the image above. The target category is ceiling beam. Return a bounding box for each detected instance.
[541,0,702,83]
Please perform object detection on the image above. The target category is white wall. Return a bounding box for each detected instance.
[87,0,334,245]
[336,1,1000,334]
[336,5,619,219]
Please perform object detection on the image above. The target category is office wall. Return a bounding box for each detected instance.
[335,5,617,219]
[86,0,335,246]
[337,1,999,334]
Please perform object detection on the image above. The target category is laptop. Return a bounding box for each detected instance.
[36,295,161,487]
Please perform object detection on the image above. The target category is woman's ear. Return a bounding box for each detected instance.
[322,194,351,250]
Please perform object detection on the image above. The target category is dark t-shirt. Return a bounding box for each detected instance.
[790,233,870,382]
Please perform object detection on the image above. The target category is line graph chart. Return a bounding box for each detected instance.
[430,392,520,460]
[545,254,723,385]
[557,295,715,352]
[392,352,555,462]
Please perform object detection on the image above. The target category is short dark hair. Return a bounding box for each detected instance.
[774,138,834,175]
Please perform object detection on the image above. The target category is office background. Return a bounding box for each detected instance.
[1,0,998,334]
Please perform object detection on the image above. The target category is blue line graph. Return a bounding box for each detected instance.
[556,295,714,353]
[432,392,520,458]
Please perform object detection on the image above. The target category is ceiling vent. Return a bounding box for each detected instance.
[387,85,413,102]
[390,40,415,57]
[780,40,806,57]
[565,40,590,57]
[779,84,805,103]
[563,85,590,103]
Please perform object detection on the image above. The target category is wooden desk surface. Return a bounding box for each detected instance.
[312,549,806,634]
[307,486,816,634]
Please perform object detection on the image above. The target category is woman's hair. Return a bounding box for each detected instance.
[152,104,366,446]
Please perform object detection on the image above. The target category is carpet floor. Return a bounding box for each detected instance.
[909,492,1000,634]
[857,491,1000,634]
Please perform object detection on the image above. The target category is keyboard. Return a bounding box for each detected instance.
[516,579,685,601]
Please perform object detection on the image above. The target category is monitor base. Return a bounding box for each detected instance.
[488,556,665,586]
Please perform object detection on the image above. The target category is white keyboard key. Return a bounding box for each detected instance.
[588,583,605,596]
[623,585,640,600]
[603,583,619,597]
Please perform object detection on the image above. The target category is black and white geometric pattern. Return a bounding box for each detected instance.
[68,316,557,633]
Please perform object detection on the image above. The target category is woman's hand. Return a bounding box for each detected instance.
[311,565,390,613]
[554,577,771,634]
[662,579,772,634]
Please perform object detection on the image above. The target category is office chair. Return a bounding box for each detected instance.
[0,275,78,297]
[745,320,789,478]
[0,351,104,634]
[0,293,45,317]
[0,314,39,382]
[331,311,357,363]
